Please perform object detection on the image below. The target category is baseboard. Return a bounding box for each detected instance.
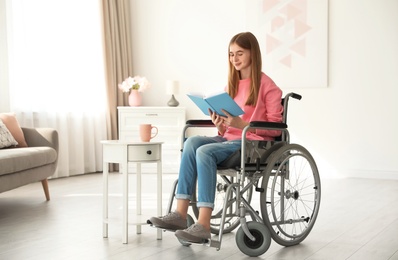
[321,169,398,180]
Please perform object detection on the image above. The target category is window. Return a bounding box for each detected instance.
[7,0,107,177]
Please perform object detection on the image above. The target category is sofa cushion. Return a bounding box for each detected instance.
[0,113,28,147]
[0,120,18,148]
[0,147,57,176]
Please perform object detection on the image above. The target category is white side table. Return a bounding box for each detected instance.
[101,140,163,244]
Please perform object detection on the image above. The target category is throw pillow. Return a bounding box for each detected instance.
[0,113,28,147]
[0,119,18,148]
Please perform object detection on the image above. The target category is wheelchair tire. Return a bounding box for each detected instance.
[177,214,195,247]
[191,174,253,234]
[235,221,271,257]
[260,144,321,247]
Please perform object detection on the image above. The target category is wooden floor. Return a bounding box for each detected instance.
[0,172,397,260]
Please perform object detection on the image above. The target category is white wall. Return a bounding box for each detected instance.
[130,0,398,179]
[0,0,10,112]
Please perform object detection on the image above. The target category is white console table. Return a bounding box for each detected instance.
[101,140,163,244]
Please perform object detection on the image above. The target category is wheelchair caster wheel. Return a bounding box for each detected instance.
[235,221,271,257]
[177,214,195,247]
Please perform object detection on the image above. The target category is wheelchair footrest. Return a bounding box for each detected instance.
[185,238,210,244]
[208,238,221,249]
[146,220,180,233]
[179,237,221,250]
[196,238,221,249]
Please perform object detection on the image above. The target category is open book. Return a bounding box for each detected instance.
[187,92,245,117]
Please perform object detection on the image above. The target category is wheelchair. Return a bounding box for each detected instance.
[155,92,321,257]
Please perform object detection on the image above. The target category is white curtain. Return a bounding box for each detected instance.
[7,0,107,178]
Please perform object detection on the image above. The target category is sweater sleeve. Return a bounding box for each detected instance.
[250,74,283,138]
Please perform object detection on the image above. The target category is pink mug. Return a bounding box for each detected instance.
[139,124,158,142]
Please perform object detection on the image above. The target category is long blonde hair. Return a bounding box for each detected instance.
[227,32,262,106]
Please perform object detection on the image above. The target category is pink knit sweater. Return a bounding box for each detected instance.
[223,73,283,141]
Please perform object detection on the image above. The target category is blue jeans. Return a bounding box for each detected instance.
[176,135,241,209]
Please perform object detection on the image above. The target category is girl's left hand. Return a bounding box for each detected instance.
[221,109,248,130]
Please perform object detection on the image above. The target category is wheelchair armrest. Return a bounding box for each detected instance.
[185,120,287,129]
[182,119,215,149]
[249,121,287,129]
[186,119,214,127]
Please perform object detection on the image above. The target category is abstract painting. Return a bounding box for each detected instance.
[246,0,328,88]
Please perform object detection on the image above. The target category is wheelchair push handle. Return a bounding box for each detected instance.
[288,92,302,100]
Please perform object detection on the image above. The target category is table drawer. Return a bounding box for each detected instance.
[128,144,161,161]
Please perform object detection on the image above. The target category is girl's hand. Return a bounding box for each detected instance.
[209,109,224,127]
[221,109,249,129]
[209,109,226,134]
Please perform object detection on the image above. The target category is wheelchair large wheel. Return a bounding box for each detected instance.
[192,174,253,235]
[260,144,321,247]
[235,221,271,257]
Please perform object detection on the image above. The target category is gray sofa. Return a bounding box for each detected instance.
[0,127,59,200]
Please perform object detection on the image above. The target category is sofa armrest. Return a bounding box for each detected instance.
[21,127,59,153]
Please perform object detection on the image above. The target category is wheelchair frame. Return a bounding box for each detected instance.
[162,92,321,257]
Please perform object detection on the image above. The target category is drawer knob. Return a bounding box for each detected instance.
[146,150,152,155]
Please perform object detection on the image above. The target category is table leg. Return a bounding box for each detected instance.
[137,162,142,234]
[122,160,128,244]
[103,160,109,238]
[157,161,162,240]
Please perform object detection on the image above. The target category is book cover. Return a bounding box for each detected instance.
[187,92,245,117]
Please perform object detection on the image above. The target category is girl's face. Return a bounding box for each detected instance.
[229,43,251,77]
